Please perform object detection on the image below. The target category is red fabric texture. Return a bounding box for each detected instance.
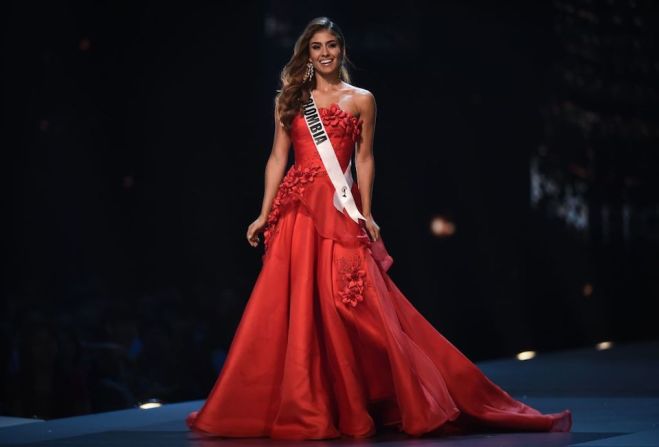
[187,104,571,439]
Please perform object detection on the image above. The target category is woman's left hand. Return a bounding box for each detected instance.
[364,215,381,242]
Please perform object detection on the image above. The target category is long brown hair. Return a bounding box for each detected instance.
[275,17,353,130]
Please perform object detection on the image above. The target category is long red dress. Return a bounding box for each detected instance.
[186,103,572,440]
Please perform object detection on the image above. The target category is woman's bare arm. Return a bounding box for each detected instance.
[354,90,376,218]
[259,102,291,218]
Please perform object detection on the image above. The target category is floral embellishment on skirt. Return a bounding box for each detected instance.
[318,103,363,142]
[263,164,322,253]
[336,255,368,307]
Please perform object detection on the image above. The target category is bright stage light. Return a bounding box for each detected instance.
[430,215,456,237]
[138,399,163,410]
[595,341,613,350]
[516,350,537,361]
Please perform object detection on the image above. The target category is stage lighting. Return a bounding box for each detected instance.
[595,341,613,351]
[430,215,456,237]
[516,350,537,361]
[138,399,163,410]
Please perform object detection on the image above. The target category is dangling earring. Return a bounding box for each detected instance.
[303,61,314,83]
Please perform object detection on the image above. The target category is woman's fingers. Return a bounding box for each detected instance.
[246,228,258,247]
[368,225,379,241]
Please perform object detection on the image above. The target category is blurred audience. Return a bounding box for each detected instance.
[0,280,241,419]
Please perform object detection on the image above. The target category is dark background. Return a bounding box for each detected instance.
[2,0,658,419]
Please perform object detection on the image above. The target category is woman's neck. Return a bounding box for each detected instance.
[314,73,342,93]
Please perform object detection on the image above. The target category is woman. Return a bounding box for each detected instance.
[187,16,572,440]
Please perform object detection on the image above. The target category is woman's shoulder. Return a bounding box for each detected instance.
[342,82,375,100]
[342,83,376,116]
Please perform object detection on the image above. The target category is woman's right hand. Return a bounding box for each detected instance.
[246,215,267,247]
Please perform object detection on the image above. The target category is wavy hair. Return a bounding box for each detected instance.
[275,17,352,130]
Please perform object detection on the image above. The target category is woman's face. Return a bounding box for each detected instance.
[308,30,342,76]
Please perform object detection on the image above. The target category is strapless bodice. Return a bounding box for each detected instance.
[290,103,363,173]
[262,104,367,256]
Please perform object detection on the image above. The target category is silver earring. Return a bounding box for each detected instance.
[303,61,314,82]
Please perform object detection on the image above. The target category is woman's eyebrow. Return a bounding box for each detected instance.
[310,40,337,45]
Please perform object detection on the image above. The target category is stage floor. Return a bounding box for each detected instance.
[1,339,658,447]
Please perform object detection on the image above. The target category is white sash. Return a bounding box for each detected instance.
[301,93,367,224]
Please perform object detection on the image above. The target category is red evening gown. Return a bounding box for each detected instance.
[186,103,572,440]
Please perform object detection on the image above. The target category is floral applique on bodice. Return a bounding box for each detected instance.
[290,103,363,172]
[263,104,365,254]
